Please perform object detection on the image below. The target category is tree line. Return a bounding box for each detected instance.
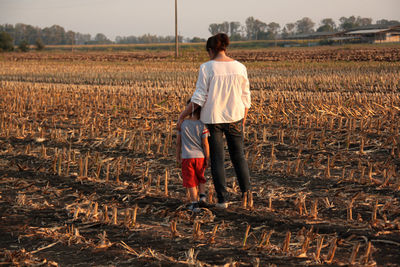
[0,23,93,46]
[208,16,400,41]
[0,23,186,49]
[115,34,184,44]
[1,16,399,51]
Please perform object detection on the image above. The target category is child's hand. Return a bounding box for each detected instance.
[204,157,210,169]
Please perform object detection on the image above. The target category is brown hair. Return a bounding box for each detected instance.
[206,33,230,54]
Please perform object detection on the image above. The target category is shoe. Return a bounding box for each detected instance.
[199,195,207,204]
[188,202,201,213]
[215,202,228,209]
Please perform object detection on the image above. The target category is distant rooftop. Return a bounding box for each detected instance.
[282,24,400,40]
[345,29,388,35]
[347,24,390,31]
[287,31,336,39]
[329,36,361,41]
[344,24,400,32]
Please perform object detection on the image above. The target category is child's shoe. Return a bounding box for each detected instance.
[199,194,207,205]
[215,202,228,209]
[188,202,201,213]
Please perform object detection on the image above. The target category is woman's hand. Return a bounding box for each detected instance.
[176,102,201,131]
[242,108,248,134]
[176,117,184,131]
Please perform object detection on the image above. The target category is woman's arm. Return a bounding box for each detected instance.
[243,107,249,128]
[242,67,251,129]
[176,102,200,130]
[177,64,208,130]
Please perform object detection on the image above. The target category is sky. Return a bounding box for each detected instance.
[0,0,399,40]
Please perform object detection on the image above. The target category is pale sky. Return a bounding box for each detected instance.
[0,0,399,40]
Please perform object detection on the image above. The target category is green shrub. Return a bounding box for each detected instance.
[18,40,29,52]
[0,31,14,51]
[35,38,45,50]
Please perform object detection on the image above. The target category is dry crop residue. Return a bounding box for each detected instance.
[1,46,400,266]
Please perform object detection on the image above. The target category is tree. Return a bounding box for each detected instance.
[94,33,112,44]
[376,19,400,26]
[208,21,243,40]
[254,19,267,40]
[358,17,373,27]
[245,17,256,40]
[208,24,219,35]
[116,35,137,44]
[35,38,45,50]
[339,16,356,30]
[190,37,205,43]
[42,25,66,45]
[219,21,230,34]
[208,21,232,36]
[229,22,241,37]
[339,16,373,30]
[18,40,29,52]
[282,23,296,38]
[317,18,336,32]
[295,17,315,34]
[75,33,91,45]
[267,22,280,39]
[245,17,268,40]
[0,31,14,51]
[65,31,75,45]
[0,24,15,39]
[13,23,41,45]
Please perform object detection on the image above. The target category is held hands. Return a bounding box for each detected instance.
[204,157,210,169]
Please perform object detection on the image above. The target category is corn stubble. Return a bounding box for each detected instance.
[0,47,398,266]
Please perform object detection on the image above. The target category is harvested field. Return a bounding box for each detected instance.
[0,45,400,266]
[2,44,400,63]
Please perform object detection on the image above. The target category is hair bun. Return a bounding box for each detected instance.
[219,33,229,47]
[206,33,230,53]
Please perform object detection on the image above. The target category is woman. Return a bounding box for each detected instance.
[177,33,251,209]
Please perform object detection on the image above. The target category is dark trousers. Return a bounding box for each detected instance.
[207,119,250,203]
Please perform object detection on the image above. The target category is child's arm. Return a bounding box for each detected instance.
[176,132,182,166]
[202,136,210,168]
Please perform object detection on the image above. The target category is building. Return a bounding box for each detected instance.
[284,24,400,44]
[343,24,400,43]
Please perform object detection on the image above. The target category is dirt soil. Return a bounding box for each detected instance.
[1,46,400,266]
[1,136,399,266]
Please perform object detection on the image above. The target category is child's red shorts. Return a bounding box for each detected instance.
[181,158,206,188]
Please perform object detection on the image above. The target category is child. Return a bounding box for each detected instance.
[176,101,210,212]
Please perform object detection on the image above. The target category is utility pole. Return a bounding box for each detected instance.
[175,0,178,58]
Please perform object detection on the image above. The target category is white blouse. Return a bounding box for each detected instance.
[191,60,251,124]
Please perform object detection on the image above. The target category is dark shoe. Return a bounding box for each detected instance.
[215,202,228,209]
[188,202,201,212]
[199,195,207,204]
